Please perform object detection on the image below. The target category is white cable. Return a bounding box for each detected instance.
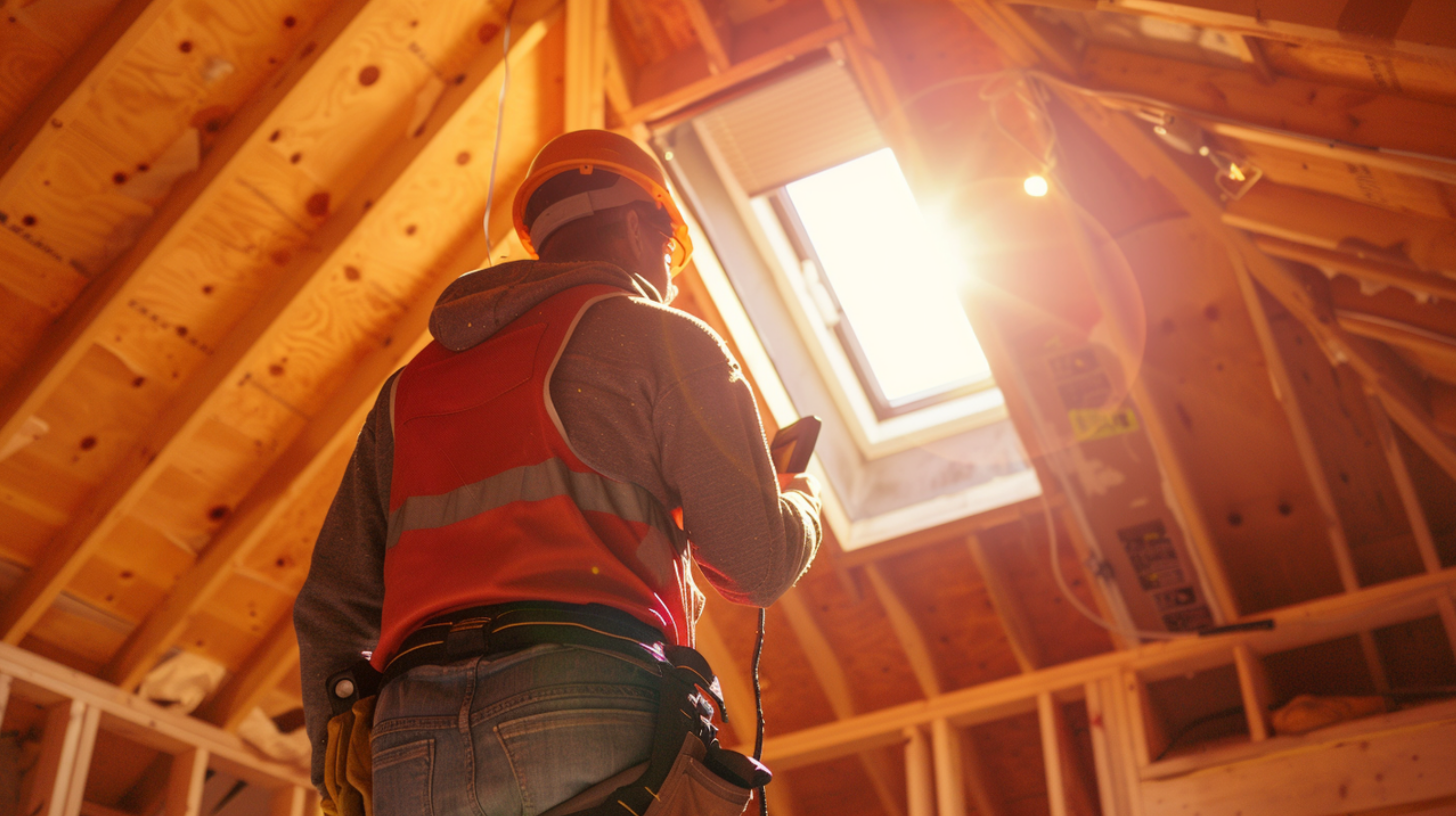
[482,2,517,266]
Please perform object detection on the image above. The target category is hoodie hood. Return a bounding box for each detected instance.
[428,259,668,351]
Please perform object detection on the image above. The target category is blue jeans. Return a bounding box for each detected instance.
[370,644,661,816]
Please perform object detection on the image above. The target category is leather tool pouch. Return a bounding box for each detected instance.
[322,660,382,816]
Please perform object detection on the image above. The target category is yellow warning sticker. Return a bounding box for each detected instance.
[1069,408,1140,442]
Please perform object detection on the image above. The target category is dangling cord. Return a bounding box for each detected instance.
[481,0,516,266]
[753,607,768,816]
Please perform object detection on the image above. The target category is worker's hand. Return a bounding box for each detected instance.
[778,472,821,502]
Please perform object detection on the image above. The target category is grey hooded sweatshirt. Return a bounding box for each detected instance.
[293,259,822,790]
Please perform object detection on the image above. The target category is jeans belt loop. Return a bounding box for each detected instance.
[444,620,489,661]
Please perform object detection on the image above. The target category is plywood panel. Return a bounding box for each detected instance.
[0,229,89,315]
[980,518,1113,668]
[1374,615,1456,692]
[1258,290,1425,587]
[783,754,884,816]
[72,518,193,625]
[796,566,924,713]
[1114,218,1343,613]
[966,713,1049,816]
[28,608,128,670]
[239,439,354,593]
[700,579,839,737]
[1390,422,1456,568]
[876,536,1023,692]
[2,343,166,515]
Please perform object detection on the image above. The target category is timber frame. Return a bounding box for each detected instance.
[1,0,1455,814]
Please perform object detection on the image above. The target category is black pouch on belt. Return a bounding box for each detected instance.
[545,645,771,816]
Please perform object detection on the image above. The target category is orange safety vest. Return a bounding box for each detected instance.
[373,284,695,670]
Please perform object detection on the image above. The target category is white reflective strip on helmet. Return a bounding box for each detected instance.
[527,175,657,250]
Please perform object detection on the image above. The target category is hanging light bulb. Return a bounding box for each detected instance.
[1023,175,1049,197]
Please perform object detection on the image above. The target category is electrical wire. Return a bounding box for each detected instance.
[481,1,517,266]
[752,607,768,816]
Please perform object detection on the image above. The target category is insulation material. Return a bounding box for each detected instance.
[237,707,311,767]
[138,650,227,713]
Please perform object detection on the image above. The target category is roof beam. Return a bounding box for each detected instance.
[965,533,1045,673]
[1000,0,1456,65]
[777,589,905,816]
[1076,43,1456,172]
[680,0,733,75]
[1223,182,1456,278]
[1252,236,1456,304]
[198,614,299,731]
[863,564,943,697]
[0,1,560,646]
[99,231,471,689]
[0,0,368,475]
[565,0,608,130]
[621,20,848,126]
[100,30,553,686]
[0,0,161,197]
[1050,91,1456,486]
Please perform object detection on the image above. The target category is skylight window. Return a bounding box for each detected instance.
[781,148,991,412]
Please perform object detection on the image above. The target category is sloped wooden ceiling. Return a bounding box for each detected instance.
[1,0,1455,815]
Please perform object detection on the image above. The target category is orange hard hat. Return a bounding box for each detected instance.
[513,129,693,275]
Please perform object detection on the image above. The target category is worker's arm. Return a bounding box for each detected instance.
[555,297,822,608]
[292,374,395,794]
[657,355,822,607]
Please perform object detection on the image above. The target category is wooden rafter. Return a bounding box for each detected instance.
[198,615,299,731]
[680,0,732,75]
[0,0,369,471]
[777,589,905,816]
[620,20,849,126]
[1230,258,1361,592]
[1223,182,1456,279]
[0,0,383,644]
[0,0,162,196]
[1047,87,1456,487]
[0,0,561,648]
[100,201,504,691]
[1000,0,1456,65]
[965,533,1045,673]
[1078,44,1456,163]
[1252,236,1456,305]
[565,0,609,130]
[862,564,942,697]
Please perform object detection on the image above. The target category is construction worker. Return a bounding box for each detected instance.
[294,129,823,816]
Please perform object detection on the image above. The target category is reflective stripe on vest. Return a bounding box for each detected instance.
[385,458,673,551]
[373,285,695,670]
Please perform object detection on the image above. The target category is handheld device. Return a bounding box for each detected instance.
[769,416,821,474]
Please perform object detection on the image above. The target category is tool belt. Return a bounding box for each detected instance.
[321,602,769,816]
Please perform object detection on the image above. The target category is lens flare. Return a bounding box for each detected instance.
[1023,175,1049,197]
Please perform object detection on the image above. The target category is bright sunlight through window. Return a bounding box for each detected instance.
[785,149,990,406]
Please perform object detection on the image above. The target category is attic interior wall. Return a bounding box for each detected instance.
[1,0,1456,814]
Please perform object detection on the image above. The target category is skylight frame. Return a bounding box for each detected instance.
[765,185,994,421]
